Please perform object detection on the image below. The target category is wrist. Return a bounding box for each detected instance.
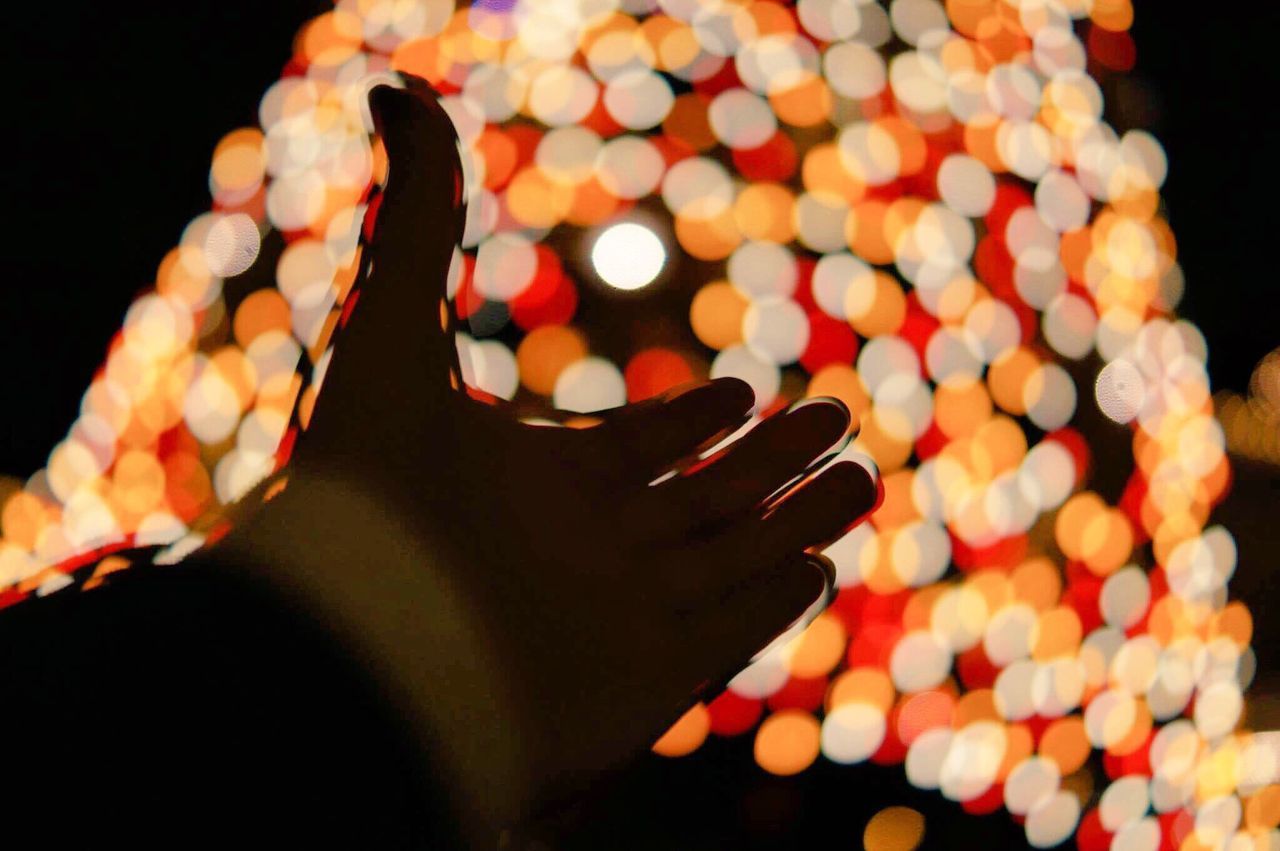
[211,471,540,845]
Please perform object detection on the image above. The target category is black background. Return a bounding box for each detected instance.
[1,2,1276,848]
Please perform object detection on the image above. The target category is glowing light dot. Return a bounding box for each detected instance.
[937,155,996,218]
[553,357,627,413]
[652,703,711,758]
[754,709,822,776]
[821,702,886,764]
[905,727,953,790]
[1099,775,1151,831]
[863,806,925,851]
[1005,757,1061,816]
[1112,818,1160,851]
[1095,358,1146,423]
[204,213,261,278]
[940,721,1006,802]
[475,233,538,301]
[1025,791,1081,849]
[743,297,810,365]
[467,340,519,401]
[591,223,666,291]
[603,70,675,130]
[824,41,885,99]
[728,649,790,699]
[1195,681,1243,739]
[707,87,777,150]
[890,630,952,692]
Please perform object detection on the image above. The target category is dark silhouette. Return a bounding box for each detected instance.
[0,79,876,848]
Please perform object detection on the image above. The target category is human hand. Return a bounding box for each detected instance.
[215,78,878,843]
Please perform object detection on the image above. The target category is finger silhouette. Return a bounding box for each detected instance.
[683,460,874,600]
[758,460,878,551]
[696,551,831,690]
[300,81,466,467]
[579,377,755,480]
[629,399,850,541]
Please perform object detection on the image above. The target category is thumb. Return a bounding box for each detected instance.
[299,77,469,467]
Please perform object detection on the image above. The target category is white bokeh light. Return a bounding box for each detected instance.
[591,222,666,291]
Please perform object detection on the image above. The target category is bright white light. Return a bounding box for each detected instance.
[591,222,665,291]
[1095,358,1146,424]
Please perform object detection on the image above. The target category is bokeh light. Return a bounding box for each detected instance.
[1,2,1276,849]
[591,221,667,290]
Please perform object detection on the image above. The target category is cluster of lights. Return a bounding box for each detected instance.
[1216,350,1280,467]
[0,1,1271,848]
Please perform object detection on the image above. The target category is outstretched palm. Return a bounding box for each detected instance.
[215,79,877,842]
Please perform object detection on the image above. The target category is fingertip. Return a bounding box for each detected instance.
[666,377,756,433]
[367,83,411,135]
[825,460,879,517]
[803,552,837,592]
[790,393,850,427]
[367,79,452,158]
[760,461,878,552]
[368,83,400,112]
[768,551,830,614]
[871,469,886,512]
[782,397,850,447]
[663,377,754,417]
[745,554,832,662]
[707,376,756,415]
[778,553,831,620]
[784,558,829,620]
[821,459,880,528]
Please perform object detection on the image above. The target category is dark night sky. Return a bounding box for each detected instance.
[2,0,1275,477]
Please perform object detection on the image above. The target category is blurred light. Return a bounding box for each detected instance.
[203,213,261,278]
[1096,358,1146,423]
[591,222,665,291]
[863,806,925,851]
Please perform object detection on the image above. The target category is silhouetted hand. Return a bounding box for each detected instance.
[212,78,878,844]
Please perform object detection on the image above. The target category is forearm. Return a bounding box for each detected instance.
[0,548,462,847]
[214,471,553,846]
